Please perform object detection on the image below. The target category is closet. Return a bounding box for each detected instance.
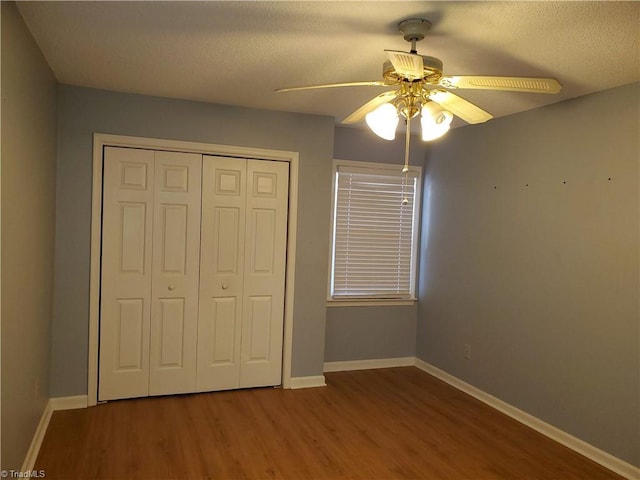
[98,147,289,401]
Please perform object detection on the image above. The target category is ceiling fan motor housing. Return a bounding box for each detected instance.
[383,56,443,85]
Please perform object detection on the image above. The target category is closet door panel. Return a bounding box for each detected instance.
[157,297,186,367]
[197,156,246,391]
[99,147,154,401]
[245,295,273,361]
[149,151,202,396]
[240,160,289,388]
[208,297,237,363]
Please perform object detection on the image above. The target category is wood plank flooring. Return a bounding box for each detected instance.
[35,367,624,479]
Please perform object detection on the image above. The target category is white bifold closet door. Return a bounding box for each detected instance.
[197,156,289,392]
[99,147,289,401]
[99,147,202,401]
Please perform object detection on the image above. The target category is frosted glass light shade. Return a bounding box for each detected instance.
[365,103,399,140]
[421,102,453,141]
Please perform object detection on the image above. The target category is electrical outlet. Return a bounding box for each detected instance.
[464,344,471,360]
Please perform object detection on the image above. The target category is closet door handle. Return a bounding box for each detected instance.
[168,285,176,291]
[222,282,229,290]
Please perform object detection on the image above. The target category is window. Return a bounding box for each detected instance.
[328,160,422,304]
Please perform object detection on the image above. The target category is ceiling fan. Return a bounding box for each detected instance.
[276,17,562,166]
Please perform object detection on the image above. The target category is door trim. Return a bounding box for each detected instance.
[88,133,299,407]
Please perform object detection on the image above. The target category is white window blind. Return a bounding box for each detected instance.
[330,163,421,300]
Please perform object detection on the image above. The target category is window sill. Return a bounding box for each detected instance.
[327,298,417,307]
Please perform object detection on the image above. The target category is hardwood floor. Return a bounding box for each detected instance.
[35,367,624,479]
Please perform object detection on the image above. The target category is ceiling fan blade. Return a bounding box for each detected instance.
[342,90,399,124]
[275,81,386,93]
[385,50,424,79]
[439,76,562,94]
[429,90,493,124]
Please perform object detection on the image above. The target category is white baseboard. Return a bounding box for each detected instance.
[50,395,88,411]
[324,356,415,372]
[20,400,53,472]
[414,358,640,480]
[288,375,327,389]
[21,395,89,472]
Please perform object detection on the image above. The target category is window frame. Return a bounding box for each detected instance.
[327,159,422,307]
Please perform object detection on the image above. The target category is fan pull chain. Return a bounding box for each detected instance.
[401,115,411,206]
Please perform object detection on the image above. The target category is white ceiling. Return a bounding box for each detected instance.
[17,1,640,129]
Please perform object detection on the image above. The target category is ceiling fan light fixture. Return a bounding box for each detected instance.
[365,103,399,141]
[421,101,453,141]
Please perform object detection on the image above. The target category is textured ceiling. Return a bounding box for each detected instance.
[16,1,640,129]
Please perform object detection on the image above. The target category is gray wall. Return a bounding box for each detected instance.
[324,126,427,362]
[1,2,58,469]
[51,85,334,397]
[417,82,640,466]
